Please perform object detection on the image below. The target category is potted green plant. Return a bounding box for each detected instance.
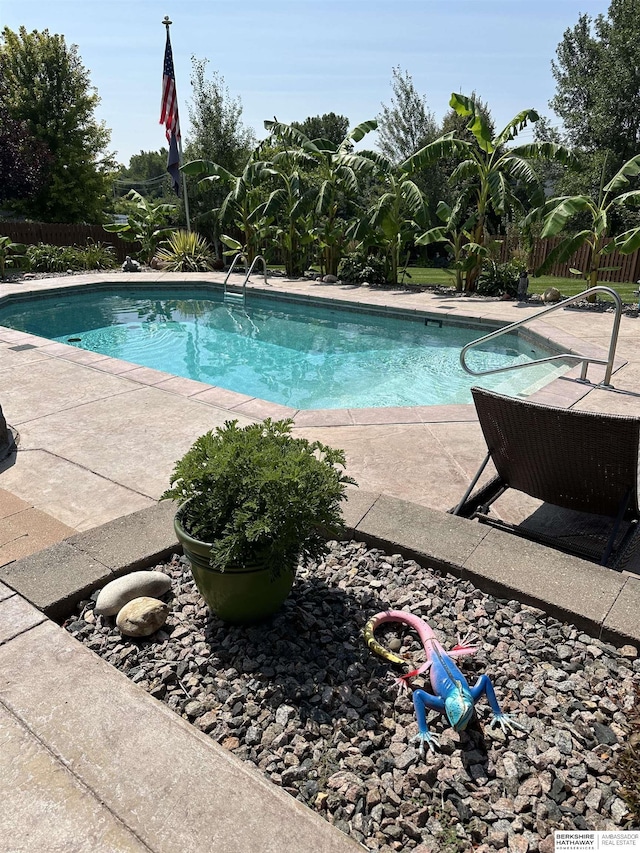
[162,418,355,623]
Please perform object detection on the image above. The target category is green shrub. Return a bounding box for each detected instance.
[25,242,117,272]
[80,239,117,270]
[26,244,80,272]
[337,252,386,284]
[477,259,524,297]
[154,230,214,272]
[161,418,355,576]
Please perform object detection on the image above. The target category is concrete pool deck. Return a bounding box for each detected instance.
[1,271,639,850]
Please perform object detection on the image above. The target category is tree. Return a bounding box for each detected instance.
[0,26,116,222]
[0,96,51,206]
[403,94,575,290]
[377,67,445,219]
[291,113,350,148]
[184,57,256,239]
[378,67,439,164]
[550,1,640,169]
[115,149,173,200]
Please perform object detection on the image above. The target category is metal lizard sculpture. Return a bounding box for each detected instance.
[364,609,524,754]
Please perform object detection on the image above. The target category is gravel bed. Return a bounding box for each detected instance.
[64,541,640,852]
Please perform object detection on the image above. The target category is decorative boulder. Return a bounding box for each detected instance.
[95,570,171,616]
[543,287,562,303]
[116,597,169,637]
[322,274,339,284]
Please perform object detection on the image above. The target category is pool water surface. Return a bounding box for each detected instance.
[0,287,569,409]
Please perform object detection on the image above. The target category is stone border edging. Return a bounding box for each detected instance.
[0,492,637,646]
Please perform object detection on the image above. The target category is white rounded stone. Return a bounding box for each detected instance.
[95,571,171,616]
[116,597,169,637]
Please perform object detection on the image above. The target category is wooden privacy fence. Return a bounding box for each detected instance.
[0,221,132,264]
[494,234,640,284]
[3,220,640,282]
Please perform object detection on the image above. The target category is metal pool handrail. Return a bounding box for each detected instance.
[459,286,623,387]
[242,255,269,288]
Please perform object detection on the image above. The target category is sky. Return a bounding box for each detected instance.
[2,0,611,166]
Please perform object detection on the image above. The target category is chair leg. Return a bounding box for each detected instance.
[601,488,632,566]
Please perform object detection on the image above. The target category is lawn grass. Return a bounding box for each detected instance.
[269,263,638,303]
[400,267,638,303]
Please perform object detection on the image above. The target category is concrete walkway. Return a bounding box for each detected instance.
[1,272,640,850]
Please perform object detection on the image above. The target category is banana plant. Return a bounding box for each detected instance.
[416,198,486,291]
[263,119,378,275]
[103,190,177,263]
[402,93,576,290]
[0,236,27,279]
[181,150,276,264]
[345,149,428,284]
[530,153,640,288]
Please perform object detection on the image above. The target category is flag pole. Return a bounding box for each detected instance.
[162,16,191,232]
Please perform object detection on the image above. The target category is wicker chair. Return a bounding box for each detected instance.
[451,387,640,568]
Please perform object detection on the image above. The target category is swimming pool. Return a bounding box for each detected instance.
[0,286,569,409]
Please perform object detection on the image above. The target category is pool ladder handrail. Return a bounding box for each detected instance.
[459,286,623,388]
[223,253,269,308]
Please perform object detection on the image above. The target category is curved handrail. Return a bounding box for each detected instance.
[460,286,623,387]
[223,252,247,286]
[243,254,269,287]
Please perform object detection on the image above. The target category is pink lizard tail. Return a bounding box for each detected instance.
[363,609,437,667]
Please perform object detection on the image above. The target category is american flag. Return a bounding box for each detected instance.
[160,29,181,193]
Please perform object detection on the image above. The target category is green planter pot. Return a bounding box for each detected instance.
[174,512,296,624]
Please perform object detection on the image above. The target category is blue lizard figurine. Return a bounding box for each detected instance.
[364,609,524,754]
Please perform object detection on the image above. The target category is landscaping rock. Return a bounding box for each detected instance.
[95,570,172,615]
[115,597,169,637]
[65,543,639,852]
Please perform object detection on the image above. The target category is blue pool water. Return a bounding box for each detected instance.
[0,287,569,409]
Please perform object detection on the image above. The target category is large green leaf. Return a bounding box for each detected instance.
[536,230,592,274]
[220,235,243,252]
[399,133,470,173]
[436,200,452,223]
[511,142,578,167]
[449,94,495,152]
[335,152,379,175]
[415,227,448,246]
[448,159,479,184]
[401,180,425,219]
[500,155,539,187]
[540,196,592,237]
[487,171,508,215]
[613,227,640,254]
[263,120,320,154]
[262,188,287,217]
[593,209,608,238]
[343,119,378,146]
[291,187,318,219]
[603,153,640,193]
[181,159,236,182]
[335,165,358,196]
[613,189,640,208]
[493,108,539,147]
[315,181,332,216]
